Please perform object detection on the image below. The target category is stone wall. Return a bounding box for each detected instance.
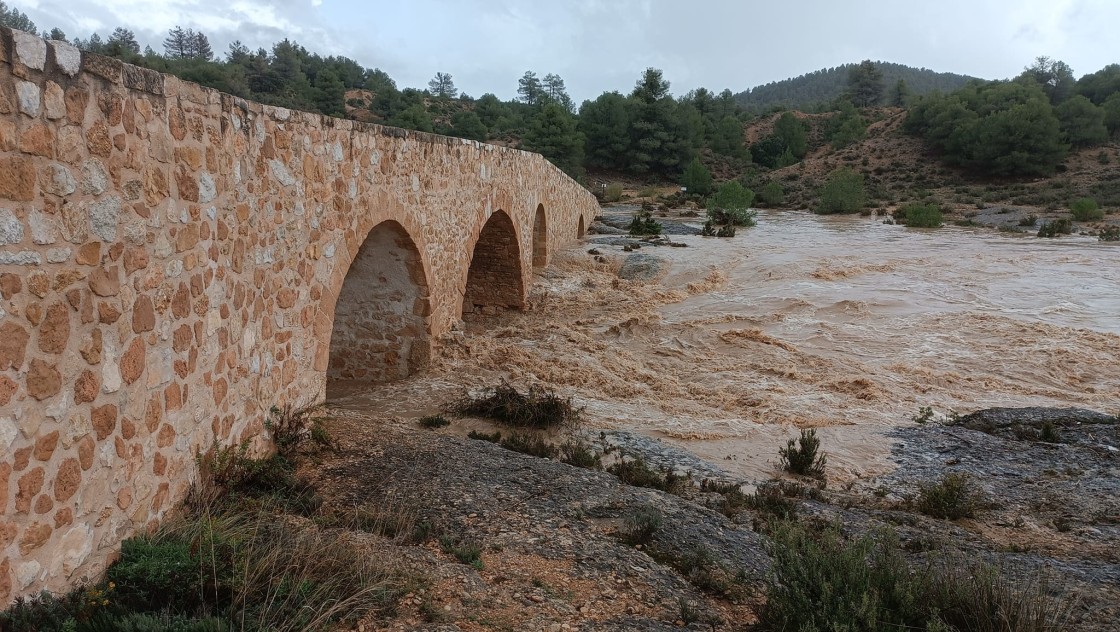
[0,26,599,603]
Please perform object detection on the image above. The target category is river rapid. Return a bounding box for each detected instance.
[330,210,1120,485]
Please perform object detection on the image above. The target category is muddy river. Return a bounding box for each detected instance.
[330,210,1120,485]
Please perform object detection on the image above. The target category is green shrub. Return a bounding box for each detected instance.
[762,524,924,631]
[1099,226,1120,241]
[499,431,558,459]
[109,509,405,632]
[627,209,663,235]
[111,613,231,631]
[1070,197,1103,221]
[757,181,785,207]
[265,405,333,457]
[779,429,827,480]
[816,168,866,214]
[761,522,1074,632]
[1019,214,1038,226]
[454,381,581,429]
[916,472,980,519]
[439,536,484,569]
[1037,218,1073,238]
[620,505,662,545]
[109,538,203,614]
[680,157,713,196]
[418,415,450,429]
[707,181,757,227]
[901,203,943,228]
[607,455,690,494]
[0,589,103,632]
[653,545,740,598]
[466,429,502,443]
[192,443,321,516]
[603,183,623,203]
[559,439,601,469]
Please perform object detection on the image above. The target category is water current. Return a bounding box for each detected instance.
[330,210,1120,484]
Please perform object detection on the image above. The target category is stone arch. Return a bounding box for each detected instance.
[326,220,431,395]
[463,210,525,315]
[532,203,548,268]
[577,215,586,238]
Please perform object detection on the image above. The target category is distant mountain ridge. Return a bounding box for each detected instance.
[734,61,980,111]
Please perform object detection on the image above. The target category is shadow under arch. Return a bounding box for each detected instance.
[463,209,525,315]
[326,220,431,398]
[532,203,547,268]
[577,215,585,238]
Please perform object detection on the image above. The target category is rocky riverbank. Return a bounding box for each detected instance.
[304,403,1119,631]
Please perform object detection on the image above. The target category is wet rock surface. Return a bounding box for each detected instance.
[616,254,670,282]
[598,204,704,236]
[864,408,1120,627]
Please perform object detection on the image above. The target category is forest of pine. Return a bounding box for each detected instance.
[2,2,1119,189]
[733,62,978,111]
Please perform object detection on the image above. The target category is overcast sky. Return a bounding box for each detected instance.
[12,0,1120,102]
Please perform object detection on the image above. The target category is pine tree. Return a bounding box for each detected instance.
[450,111,487,141]
[525,102,584,177]
[45,27,66,42]
[227,40,251,64]
[0,1,37,32]
[579,92,631,170]
[189,31,213,60]
[107,27,140,56]
[680,157,713,195]
[427,72,457,98]
[1020,56,1075,105]
[163,26,187,58]
[517,71,543,105]
[891,79,911,107]
[542,73,573,110]
[1056,95,1108,148]
[773,112,809,158]
[847,60,884,107]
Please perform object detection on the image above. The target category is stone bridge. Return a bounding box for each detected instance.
[0,27,599,602]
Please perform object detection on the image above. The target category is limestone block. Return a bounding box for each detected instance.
[11,30,46,70]
[49,40,81,76]
[15,82,40,117]
[0,208,23,244]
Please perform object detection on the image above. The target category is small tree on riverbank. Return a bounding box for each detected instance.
[681,157,713,196]
[707,181,756,227]
[816,168,866,214]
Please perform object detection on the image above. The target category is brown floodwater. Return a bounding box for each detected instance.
[329,210,1120,485]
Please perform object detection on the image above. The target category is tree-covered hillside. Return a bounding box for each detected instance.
[735,62,977,112]
[3,2,1119,199]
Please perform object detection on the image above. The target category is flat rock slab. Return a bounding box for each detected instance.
[618,253,669,281]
